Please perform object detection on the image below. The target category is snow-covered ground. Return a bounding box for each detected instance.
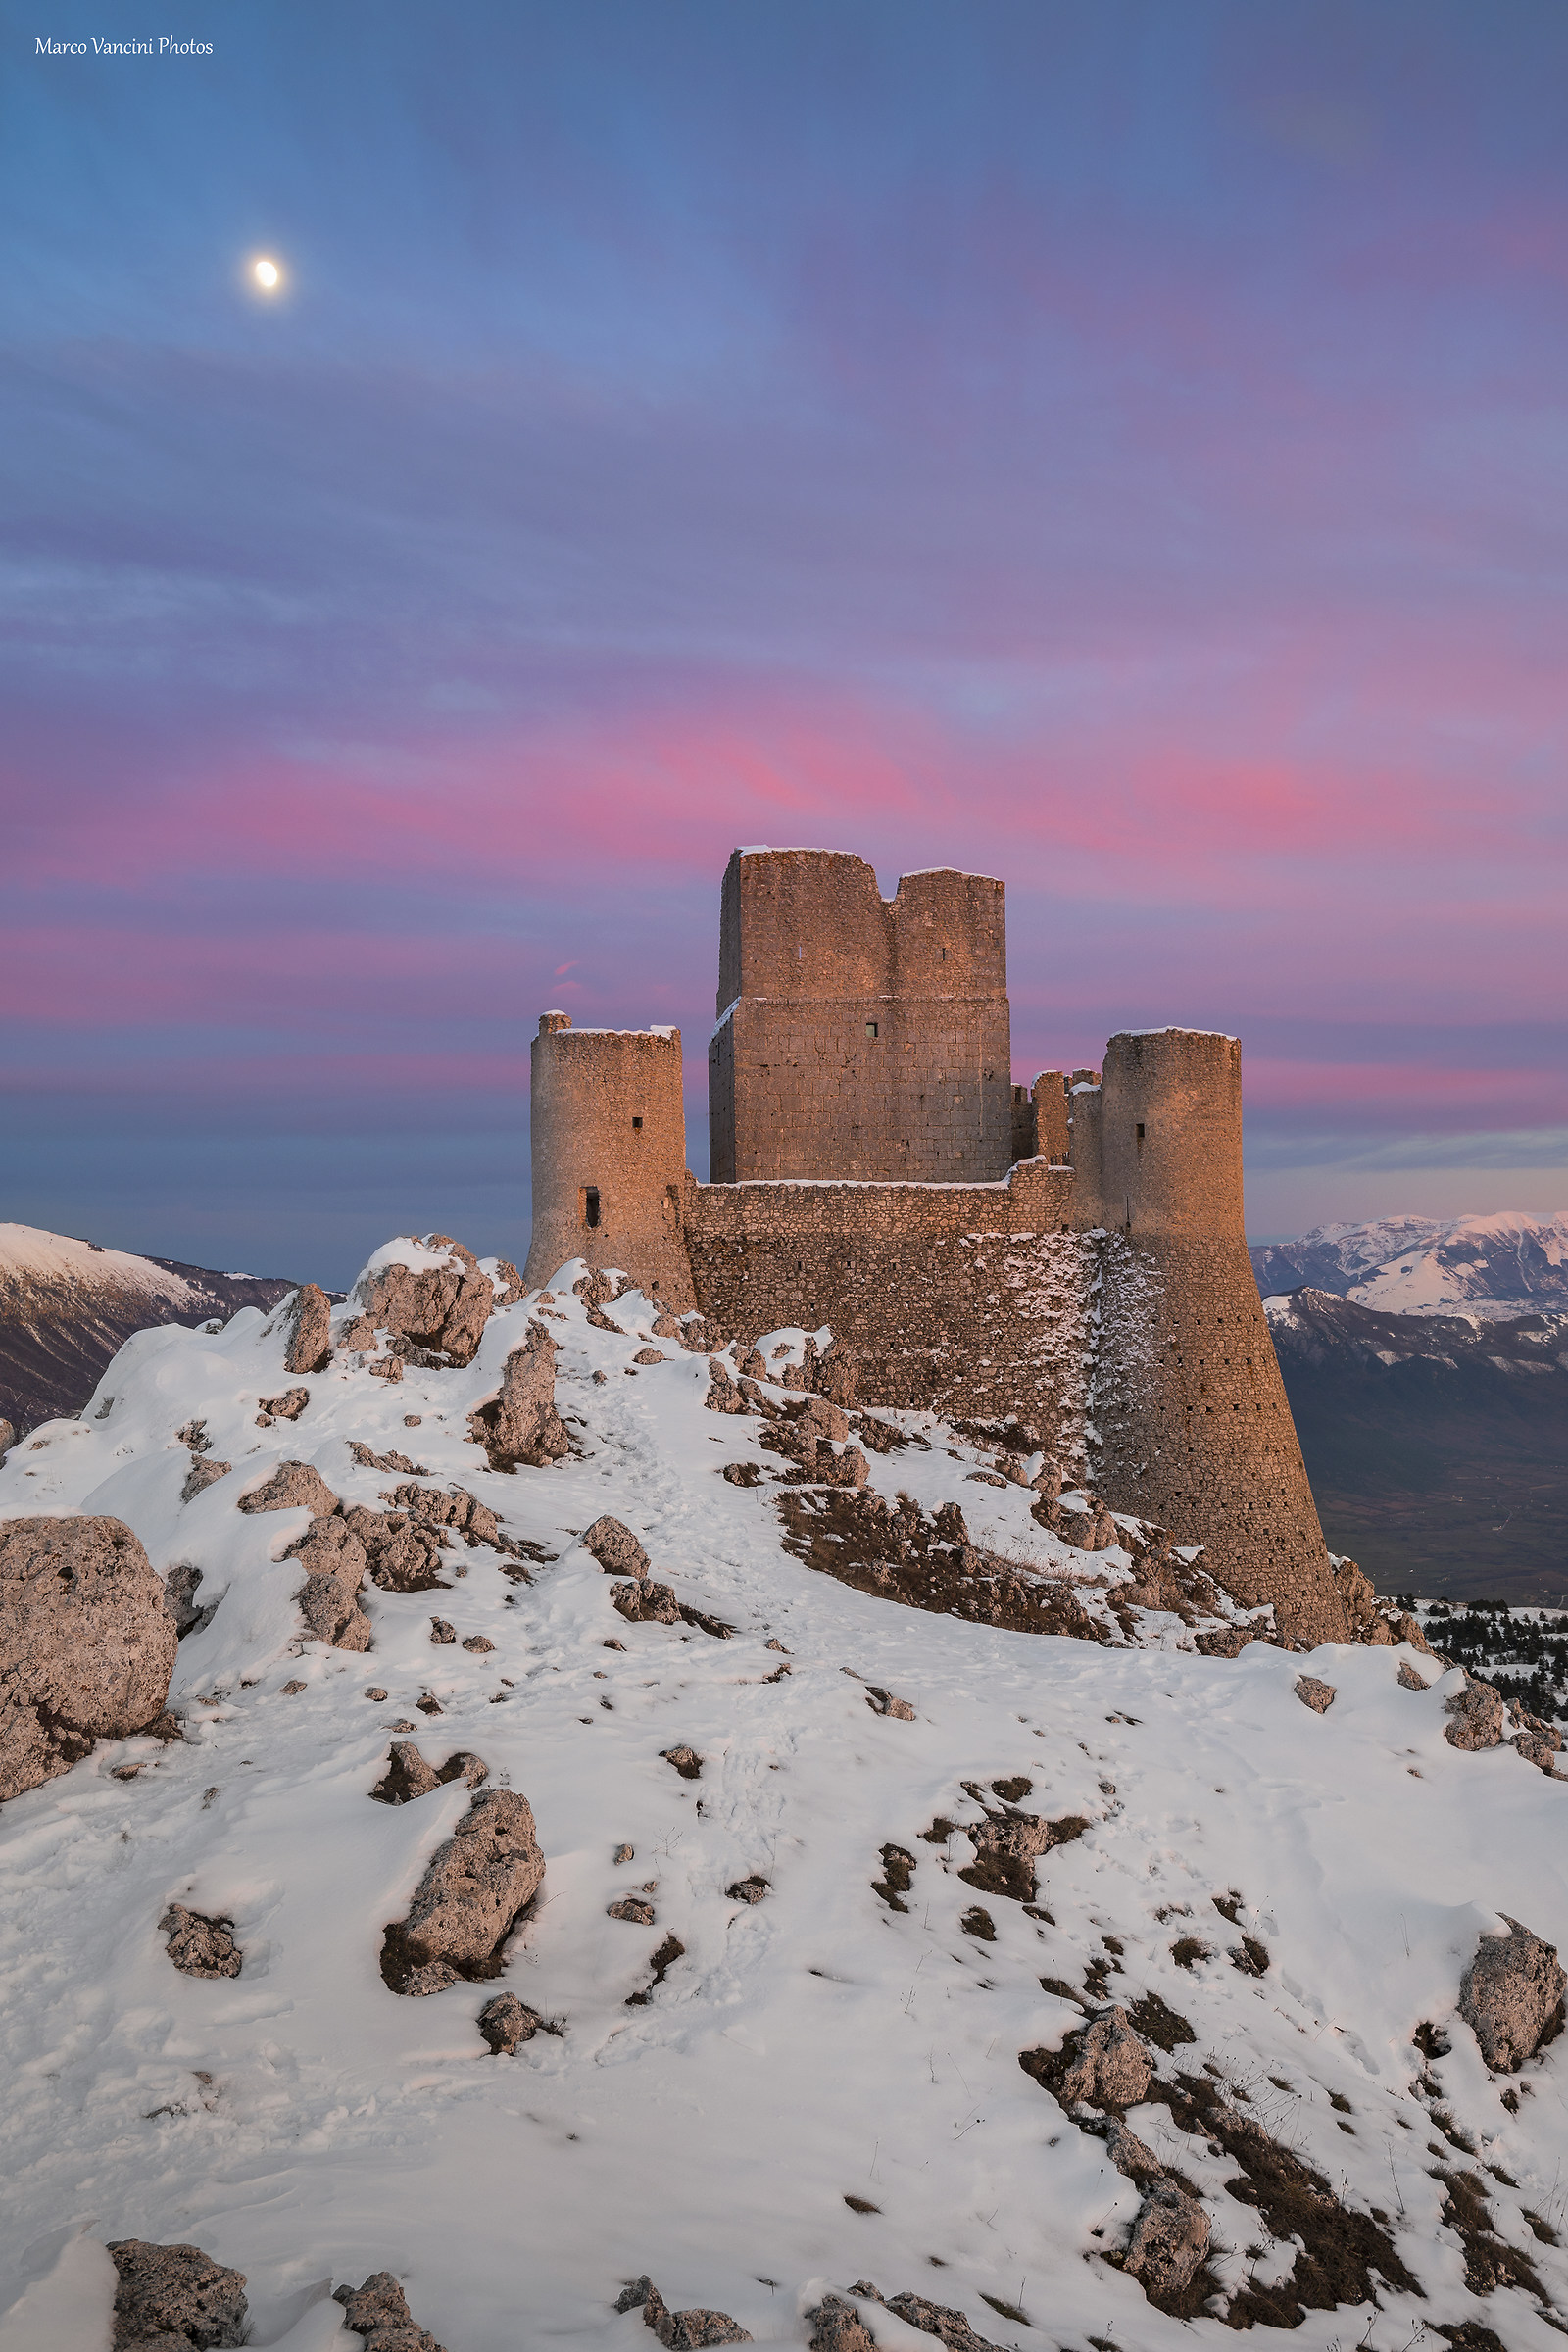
[2,1252,1566,2352]
[0,1223,202,1306]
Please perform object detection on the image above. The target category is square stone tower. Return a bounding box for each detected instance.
[708,848,1012,1183]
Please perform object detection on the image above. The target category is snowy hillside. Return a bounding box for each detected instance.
[1251,1210,1568,1320]
[0,1222,297,1439]
[2,1244,1567,2352]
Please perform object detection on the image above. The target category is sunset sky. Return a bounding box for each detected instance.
[3,0,1565,1284]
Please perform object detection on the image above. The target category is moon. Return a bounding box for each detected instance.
[252,256,281,292]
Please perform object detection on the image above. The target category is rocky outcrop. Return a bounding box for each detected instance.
[1459,1917,1566,2071]
[381,1788,544,1995]
[1513,1709,1564,1775]
[108,2238,248,2350]
[468,1323,570,1468]
[1295,1676,1336,1714]
[611,1578,683,1627]
[160,1903,242,1979]
[1051,2007,1154,2109]
[883,2290,1009,2352]
[333,2270,448,2352]
[477,1990,542,2053]
[371,1740,488,1805]
[1445,1674,1505,1752]
[804,2297,874,2352]
[281,1283,333,1377]
[581,1515,652,1575]
[1,1515,177,1801]
[960,1805,1087,1904]
[257,1385,309,1424]
[1123,2180,1211,2298]
[237,1459,341,1518]
[1332,1556,1433,1652]
[353,1236,495,1368]
[285,1515,371,1650]
[616,2277,752,2347]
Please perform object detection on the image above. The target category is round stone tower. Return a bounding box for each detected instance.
[523,1014,695,1307]
[1090,1028,1346,1644]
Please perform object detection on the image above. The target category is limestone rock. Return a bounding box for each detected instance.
[342,1506,450,1594]
[160,1902,242,1979]
[381,1788,544,1994]
[490,1258,525,1308]
[281,1283,333,1376]
[371,1740,488,1805]
[108,2237,248,2350]
[164,1562,216,1639]
[619,2278,753,2348]
[257,1385,309,1425]
[1123,2180,1210,2299]
[864,1685,916,1720]
[884,2290,1009,2352]
[662,1743,703,1780]
[0,1419,14,1463]
[1514,1710,1564,1774]
[1459,1917,1566,2072]
[805,2296,874,2352]
[1445,1674,1505,1751]
[477,1990,541,2053]
[1055,2007,1154,2109]
[1397,1660,1431,1690]
[609,1895,657,1925]
[581,1515,652,1575]
[1,1515,177,1802]
[237,1459,341,1518]
[468,1322,570,1467]
[704,1358,747,1413]
[353,1236,495,1367]
[725,1874,769,1903]
[333,2270,447,2352]
[611,1578,683,1627]
[285,1514,371,1650]
[180,1456,231,1504]
[1295,1676,1336,1714]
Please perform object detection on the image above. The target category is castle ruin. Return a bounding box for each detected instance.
[524,848,1346,1644]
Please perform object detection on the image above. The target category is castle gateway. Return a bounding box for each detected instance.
[524,847,1343,1644]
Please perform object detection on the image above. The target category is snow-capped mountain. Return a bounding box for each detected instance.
[1251,1210,1568,1320]
[0,1222,299,1439]
[2,1241,1565,2352]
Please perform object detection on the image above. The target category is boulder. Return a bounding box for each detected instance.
[611,1578,683,1627]
[1295,1676,1336,1714]
[1445,1674,1505,1751]
[160,1902,242,1979]
[107,2238,248,2350]
[164,1562,216,1639]
[617,2278,752,2348]
[1513,1711,1564,1775]
[1123,2180,1210,2299]
[281,1283,333,1376]
[804,2297,874,2352]
[468,1322,571,1467]
[884,2291,1009,2352]
[370,1740,487,1805]
[1459,1917,1566,2072]
[477,1991,541,2053]
[1054,2007,1154,2109]
[704,1358,747,1414]
[352,1237,496,1368]
[284,1515,371,1650]
[609,1895,657,1925]
[257,1386,309,1424]
[342,1507,451,1594]
[581,1515,652,1575]
[237,1460,341,1518]
[381,1788,544,1995]
[180,1456,231,1504]
[1,1515,177,1802]
[333,2270,447,2352]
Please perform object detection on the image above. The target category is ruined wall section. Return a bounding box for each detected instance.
[709,849,1012,1184]
[685,1160,1092,1461]
[523,1015,695,1307]
[1084,1031,1346,1645]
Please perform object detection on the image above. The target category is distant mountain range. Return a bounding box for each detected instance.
[1256,1214,1568,1602]
[1250,1208,1568,1319]
[0,1224,300,1439]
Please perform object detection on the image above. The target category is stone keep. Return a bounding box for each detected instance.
[525,847,1346,1643]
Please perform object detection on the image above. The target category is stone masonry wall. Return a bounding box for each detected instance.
[709,850,1012,1184]
[685,1161,1093,1465]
